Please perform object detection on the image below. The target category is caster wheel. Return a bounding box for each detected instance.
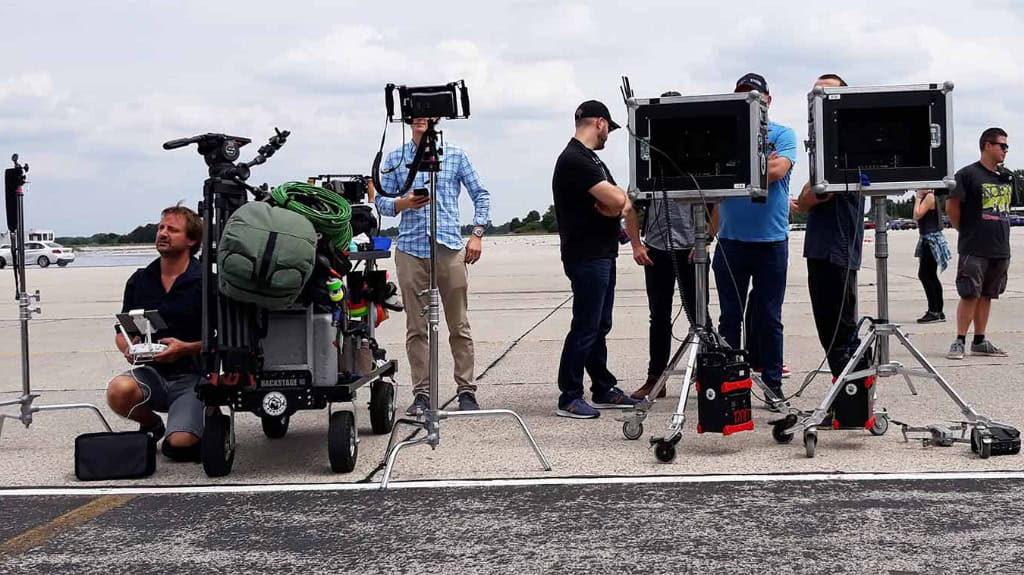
[654,440,677,463]
[261,414,290,439]
[772,422,795,444]
[869,414,889,436]
[622,420,644,441]
[804,429,818,458]
[369,379,396,435]
[201,409,235,478]
[970,428,980,453]
[328,410,358,473]
[976,430,993,459]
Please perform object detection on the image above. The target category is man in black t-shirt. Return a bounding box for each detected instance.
[551,100,638,418]
[946,127,1014,359]
[106,205,207,462]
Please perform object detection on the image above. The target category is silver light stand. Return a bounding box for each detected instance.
[780,189,1012,458]
[616,190,791,463]
[379,122,550,487]
[0,154,111,440]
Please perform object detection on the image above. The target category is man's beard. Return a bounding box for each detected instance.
[156,241,186,256]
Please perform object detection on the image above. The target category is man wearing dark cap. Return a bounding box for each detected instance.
[711,73,798,405]
[551,100,638,418]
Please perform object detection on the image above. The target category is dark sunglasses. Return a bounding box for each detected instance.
[987,141,1009,151]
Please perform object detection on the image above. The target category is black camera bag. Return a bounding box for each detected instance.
[75,431,156,481]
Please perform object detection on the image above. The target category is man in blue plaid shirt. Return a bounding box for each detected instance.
[376,118,491,415]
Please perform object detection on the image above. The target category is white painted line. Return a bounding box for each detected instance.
[1,470,1023,497]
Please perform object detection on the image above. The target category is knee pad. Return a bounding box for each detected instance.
[161,439,201,463]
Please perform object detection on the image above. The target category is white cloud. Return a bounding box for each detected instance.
[0,0,1021,235]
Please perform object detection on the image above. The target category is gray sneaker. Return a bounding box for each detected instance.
[947,340,965,360]
[971,339,1008,357]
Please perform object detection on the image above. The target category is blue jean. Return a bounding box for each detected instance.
[712,238,788,389]
[557,258,618,406]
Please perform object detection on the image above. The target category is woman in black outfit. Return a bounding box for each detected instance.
[913,189,950,323]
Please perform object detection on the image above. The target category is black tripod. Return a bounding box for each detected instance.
[0,154,111,440]
[379,120,550,487]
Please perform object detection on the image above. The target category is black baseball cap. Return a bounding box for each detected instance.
[735,72,769,94]
[575,100,620,131]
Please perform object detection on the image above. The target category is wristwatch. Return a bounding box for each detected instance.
[472,227,485,238]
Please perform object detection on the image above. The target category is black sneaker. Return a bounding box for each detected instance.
[405,393,431,416]
[140,420,166,442]
[592,387,640,409]
[458,391,480,411]
[916,311,945,324]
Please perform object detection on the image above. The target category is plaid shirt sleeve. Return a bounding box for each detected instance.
[374,150,402,217]
[458,150,490,226]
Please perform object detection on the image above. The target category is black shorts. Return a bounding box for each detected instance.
[955,255,1010,299]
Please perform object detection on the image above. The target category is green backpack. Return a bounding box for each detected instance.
[217,201,317,309]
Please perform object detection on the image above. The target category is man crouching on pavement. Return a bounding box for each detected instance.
[106,205,206,462]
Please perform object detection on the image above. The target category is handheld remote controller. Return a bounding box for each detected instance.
[116,310,169,363]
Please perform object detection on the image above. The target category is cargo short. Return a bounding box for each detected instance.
[955,254,1010,299]
[120,366,205,439]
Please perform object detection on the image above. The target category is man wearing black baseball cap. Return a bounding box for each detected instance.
[711,72,798,405]
[551,100,637,418]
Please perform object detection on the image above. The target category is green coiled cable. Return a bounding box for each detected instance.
[269,181,353,250]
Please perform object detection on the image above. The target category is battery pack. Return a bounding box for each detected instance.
[695,349,753,436]
[830,375,876,430]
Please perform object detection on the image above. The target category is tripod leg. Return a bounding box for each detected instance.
[446,408,552,471]
[380,435,431,489]
[891,328,982,421]
[33,403,113,432]
[663,335,700,437]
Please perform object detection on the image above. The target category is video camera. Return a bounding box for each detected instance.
[312,174,370,205]
[385,80,470,123]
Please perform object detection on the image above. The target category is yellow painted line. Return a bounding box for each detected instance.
[0,494,135,555]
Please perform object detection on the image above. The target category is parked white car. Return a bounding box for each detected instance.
[0,241,76,268]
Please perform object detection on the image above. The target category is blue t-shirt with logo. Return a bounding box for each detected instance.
[717,121,797,242]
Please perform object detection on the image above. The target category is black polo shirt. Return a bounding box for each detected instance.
[804,193,864,270]
[552,138,620,262]
[120,257,203,374]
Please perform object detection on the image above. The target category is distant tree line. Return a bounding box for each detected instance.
[56,224,158,246]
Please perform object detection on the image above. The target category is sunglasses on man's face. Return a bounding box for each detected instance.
[988,141,1009,151]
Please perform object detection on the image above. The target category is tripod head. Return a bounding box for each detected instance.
[163,128,290,185]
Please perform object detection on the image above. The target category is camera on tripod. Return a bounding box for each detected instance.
[385,80,470,123]
[807,82,956,196]
[312,174,369,205]
[623,77,770,203]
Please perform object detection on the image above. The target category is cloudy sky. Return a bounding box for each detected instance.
[2,0,1021,235]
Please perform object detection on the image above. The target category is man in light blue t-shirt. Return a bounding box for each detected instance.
[711,72,797,403]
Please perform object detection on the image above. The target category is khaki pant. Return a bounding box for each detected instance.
[395,247,475,396]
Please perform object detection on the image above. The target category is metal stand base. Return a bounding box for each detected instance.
[0,394,112,440]
[776,196,1007,458]
[616,202,789,462]
[380,407,552,488]
[377,121,550,487]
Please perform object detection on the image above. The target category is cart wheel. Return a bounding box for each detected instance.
[261,414,290,439]
[369,379,396,435]
[654,440,676,463]
[328,410,358,473]
[201,409,235,478]
[869,414,889,436]
[970,428,980,453]
[622,420,644,441]
[804,429,818,458]
[772,422,795,444]
[978,432,993,459]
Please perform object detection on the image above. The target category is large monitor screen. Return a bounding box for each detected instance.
[834,105,932,170]
[649,115,740,178]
